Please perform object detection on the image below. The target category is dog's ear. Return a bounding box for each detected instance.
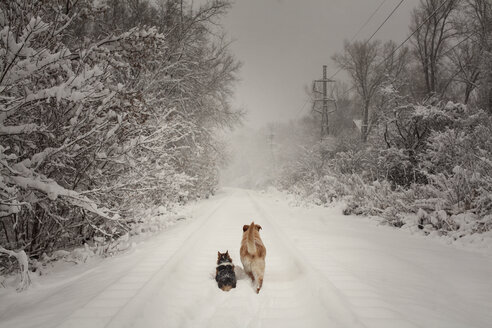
[217,251,221,258]
[243,225,249,232]
[256,225,262,231]
[225,250,229,256]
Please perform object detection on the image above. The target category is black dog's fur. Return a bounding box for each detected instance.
[215,251,236,291]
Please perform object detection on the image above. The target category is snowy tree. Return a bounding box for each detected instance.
[0,0,241,289]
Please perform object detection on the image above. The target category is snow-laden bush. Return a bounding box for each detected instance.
[0,2,130,274]
[0,0,240,290]
[414,103,492,232]
[277,97,492,241]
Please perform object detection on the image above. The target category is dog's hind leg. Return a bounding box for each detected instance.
[252,271,264,293]
[256,276,263,294]
[252,260,265,293]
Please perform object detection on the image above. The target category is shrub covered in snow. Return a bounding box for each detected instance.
[272,0,492,249]
[0,0,240,289]
[277,99,492,244]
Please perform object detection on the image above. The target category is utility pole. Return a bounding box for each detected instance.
[313,65,336,138]
[268,125,275,164]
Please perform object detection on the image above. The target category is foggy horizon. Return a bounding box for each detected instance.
[221,0,417,128]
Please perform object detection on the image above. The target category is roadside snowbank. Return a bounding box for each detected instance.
[262,186,492,255]
[0,203,193,293]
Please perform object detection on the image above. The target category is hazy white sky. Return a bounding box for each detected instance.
[220,0,418,128]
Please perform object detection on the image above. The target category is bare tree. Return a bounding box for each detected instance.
[447,38,481,104]
[410,0,459,97]
[467,0,492,112]
[332,40,387,142]
[441,0,492,105]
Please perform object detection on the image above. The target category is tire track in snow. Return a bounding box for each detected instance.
[57,190,233,328]
[58,188,418,328]
[126,189,338,328]
[246,191,421,328]
[110,188,345,328]
[245,191,368,328]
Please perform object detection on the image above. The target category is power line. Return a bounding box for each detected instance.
[295,97,311,117]
[295,0,457,120]
[448,34,475,56]
[375,0,451,72]
[342,34,468,99]
[329,0,388,80]
[421,32,476,72]
[329,0,406,80]
[340,0,453,99]
[350,0,388,42]
[365,0,406,45]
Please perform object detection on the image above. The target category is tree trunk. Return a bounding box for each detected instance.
[361,101,369,142]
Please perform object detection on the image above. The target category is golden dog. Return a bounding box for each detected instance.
[240,221,266,294]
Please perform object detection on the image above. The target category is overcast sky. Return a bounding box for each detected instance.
[219,0,418,128]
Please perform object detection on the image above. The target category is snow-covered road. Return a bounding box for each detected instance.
[1,188,492,328]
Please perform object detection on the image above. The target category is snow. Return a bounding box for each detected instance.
[353,119,362,132]
[1,188,491,327]
[9,175,117,220]
[0,123,39,135]
[0,247,30,292]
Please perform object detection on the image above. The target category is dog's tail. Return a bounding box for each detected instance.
[247,221,256,254]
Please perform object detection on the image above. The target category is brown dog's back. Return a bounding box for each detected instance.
[240,222,266,293]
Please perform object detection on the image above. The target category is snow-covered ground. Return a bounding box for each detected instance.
[1,188,491,328]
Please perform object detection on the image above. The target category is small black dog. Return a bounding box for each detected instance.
[215,251,237,291]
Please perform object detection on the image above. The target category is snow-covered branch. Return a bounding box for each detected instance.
[0,246,30,292]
